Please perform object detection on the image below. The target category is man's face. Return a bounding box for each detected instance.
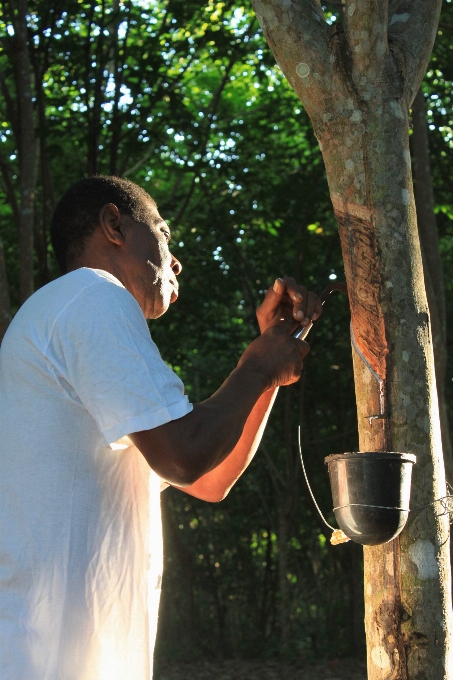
[123,202,181,319]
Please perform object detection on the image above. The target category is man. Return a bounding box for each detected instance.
[0,176,321,679]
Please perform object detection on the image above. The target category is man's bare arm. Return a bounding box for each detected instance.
[130,278,321,494]
[171,276,322,501]
[172,386,278,502]
[129,324,307,487]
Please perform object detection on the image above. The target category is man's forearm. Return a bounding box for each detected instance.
[129,361,271,486]
[175,386,278,502]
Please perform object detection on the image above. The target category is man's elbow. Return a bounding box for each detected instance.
[179,479,234,503]
[199,488,229,503]
[171,466,236,501]
[163,454,212,488]
[170,485,228,502]
[164,464,202,488]
[132,429,231,488]
[167,442,233,488]
[137,439,211,487]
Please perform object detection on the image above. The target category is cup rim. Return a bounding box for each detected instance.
[324,451,417,464]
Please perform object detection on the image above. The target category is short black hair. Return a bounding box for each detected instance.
[50,175,156,273]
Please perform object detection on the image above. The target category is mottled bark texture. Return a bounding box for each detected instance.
[411,86,452,485]
[8,0,38,302]
[250,1,452,678]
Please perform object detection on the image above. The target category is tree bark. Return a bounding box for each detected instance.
[9,0,39,302]
[251,1,452,677]
[411,86,452,485]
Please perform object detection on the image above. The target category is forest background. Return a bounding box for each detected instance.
[0,0,452,667]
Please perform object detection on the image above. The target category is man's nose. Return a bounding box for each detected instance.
[170,253,182,276]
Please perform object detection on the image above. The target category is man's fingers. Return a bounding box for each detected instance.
[278,277,309,324]
[273,277,284,295]
[304,291,322,322]
[258,278,285,316]
[281,277,304,305]
[312,295,323,321]
[246,317,311,388]
[266,317,298,336]
[279,277,321,325]
[285,282,321,326]
[296,339,310,360]
[257,276,322,335]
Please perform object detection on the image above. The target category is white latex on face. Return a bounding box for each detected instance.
[122,203,181,319]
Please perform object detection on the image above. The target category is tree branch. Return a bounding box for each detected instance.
[172,55,238,226]
[343,0,389,82]
[249,0,353,130]
[122,140,157,177]
[388,0,442,105]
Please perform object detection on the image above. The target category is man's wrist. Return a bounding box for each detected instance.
[235,358,272,393]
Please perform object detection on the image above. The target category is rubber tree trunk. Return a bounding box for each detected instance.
[250,1,452,677]
[10,0,38,303]
[411,86,452,485]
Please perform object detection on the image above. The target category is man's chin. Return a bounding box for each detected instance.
[146,296,174,319]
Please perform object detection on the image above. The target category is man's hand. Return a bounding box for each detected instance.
[238,321,310,388]
[256,276,322,334]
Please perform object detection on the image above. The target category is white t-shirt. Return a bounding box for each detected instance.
[0,268,192,680]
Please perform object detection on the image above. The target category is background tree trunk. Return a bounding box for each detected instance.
[263,385,301,656]
[0,149,18,339]
[9,0,38,302]
[251,1,452,677]
[0,239,12,342]
[279,386,294,655]
[411,86,452,485]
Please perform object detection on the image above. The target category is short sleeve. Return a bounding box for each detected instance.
[48,278,192,445]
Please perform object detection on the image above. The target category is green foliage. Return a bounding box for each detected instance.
[426,0,453,418]
[1,0,452,663]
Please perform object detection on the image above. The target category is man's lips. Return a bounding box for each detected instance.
[170,282,179,303]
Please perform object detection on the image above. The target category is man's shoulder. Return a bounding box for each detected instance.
[2,269,138,350]
[21,268,129,314]
[36,268,125,303]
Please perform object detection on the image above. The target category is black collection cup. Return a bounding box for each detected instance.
[324,452,416,546]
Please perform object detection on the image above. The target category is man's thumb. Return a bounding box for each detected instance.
[260,278,284,314]
[272,277,284,295]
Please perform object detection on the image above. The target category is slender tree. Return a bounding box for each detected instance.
[249,1,452,678]
[411,86,452,485]
[262,385,302,654]
[0,238,11,340]
[2,0,38,302]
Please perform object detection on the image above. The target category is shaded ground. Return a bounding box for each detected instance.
[155,658,367,680]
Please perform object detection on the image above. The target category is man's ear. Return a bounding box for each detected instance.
[99,203,126,246]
